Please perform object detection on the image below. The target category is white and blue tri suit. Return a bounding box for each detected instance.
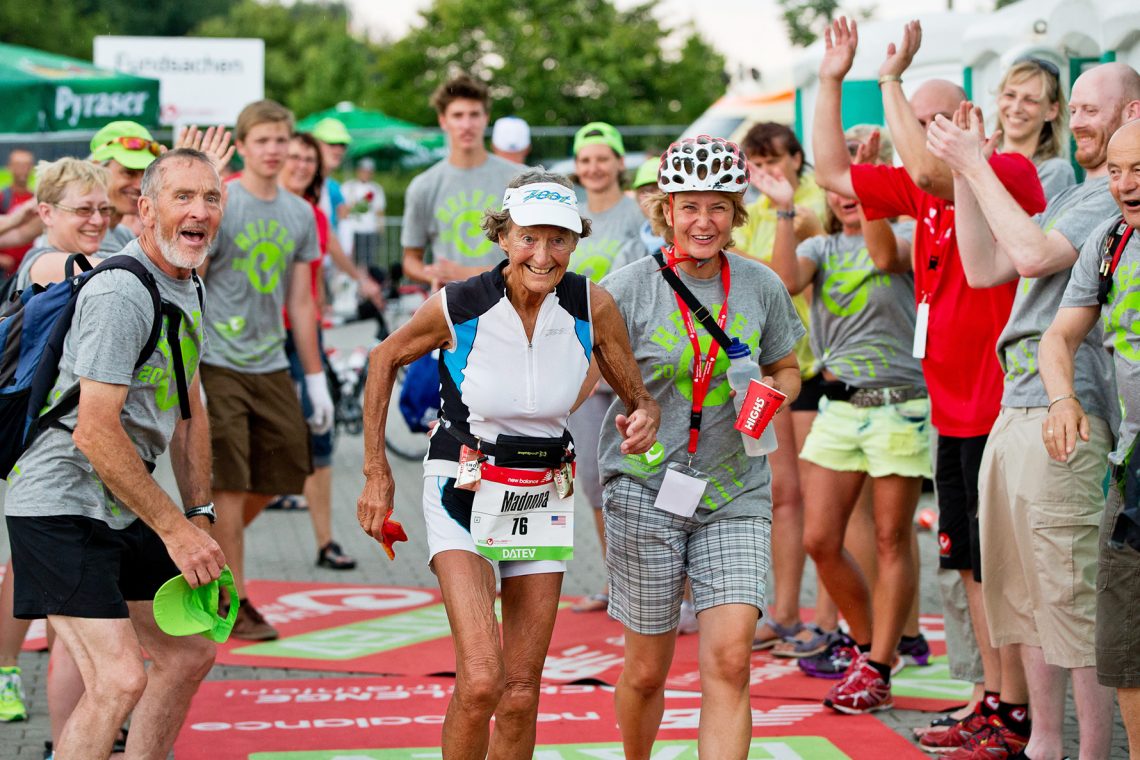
[421,261,594,576]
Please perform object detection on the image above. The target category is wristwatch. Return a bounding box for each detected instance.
[184,503,216,524]
[776,208,796,220]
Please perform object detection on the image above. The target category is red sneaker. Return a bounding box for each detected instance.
[918,711,989,753]
[823,655,893,714]
[943,716,1028,760]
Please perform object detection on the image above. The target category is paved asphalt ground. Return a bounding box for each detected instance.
[0,320,1128,757]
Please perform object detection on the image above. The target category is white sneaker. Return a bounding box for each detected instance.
[677,600,699,635]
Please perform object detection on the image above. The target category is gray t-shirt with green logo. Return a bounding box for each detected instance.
[571,195,645,282]
[1061,217,1137,464]
[798,224,923,389]
[998,177,1116,422]
[203,183,318,373]
[1036,157,1076,202]
[5,240,206,529]
[598,252,804,522]
[400,155,521,267]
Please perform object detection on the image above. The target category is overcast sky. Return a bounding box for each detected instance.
[349,0,991,79]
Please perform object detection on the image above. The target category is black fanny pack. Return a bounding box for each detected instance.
[440,419,574,469]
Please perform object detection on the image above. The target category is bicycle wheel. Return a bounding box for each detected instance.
[384,365,432,462]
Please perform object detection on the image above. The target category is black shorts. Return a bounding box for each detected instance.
[7,514,179,619]
[791,373,827,412]
[935,434,988,581]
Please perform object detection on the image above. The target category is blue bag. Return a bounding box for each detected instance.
[398,350,441,433]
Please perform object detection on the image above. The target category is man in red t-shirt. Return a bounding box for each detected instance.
[0,149,37,273]
[810,18,1046,731]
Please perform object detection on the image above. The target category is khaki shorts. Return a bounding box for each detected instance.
[1097,479,1140,688]
[201,364,311,495]
[979,406,1108,668]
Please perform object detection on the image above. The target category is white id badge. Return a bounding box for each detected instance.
[652,462,708,518]
[912,300,929,359]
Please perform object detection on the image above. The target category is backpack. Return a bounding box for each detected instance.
[0,253,202,477]
[1097,216,1135,305]
[398,349,441,433]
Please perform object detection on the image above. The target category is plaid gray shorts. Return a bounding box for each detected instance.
[602,476,771,635]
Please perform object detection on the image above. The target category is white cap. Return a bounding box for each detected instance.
[492,116,531,152]
[502,182,582,233]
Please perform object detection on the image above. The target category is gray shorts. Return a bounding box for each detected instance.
[602,476,771,635]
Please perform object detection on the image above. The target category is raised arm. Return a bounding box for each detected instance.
[928,111,1074,281]
[812,18,859,197]
[878,21,954,200]
[358,292,452,541]
[590,282,660,455]
[756,170,817,293]
[1039,304,1101,462]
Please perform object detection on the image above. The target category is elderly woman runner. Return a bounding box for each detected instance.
[357,169,660,759]
[597,137,803,758]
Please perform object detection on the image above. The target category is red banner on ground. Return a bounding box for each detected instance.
[174,675,927,760]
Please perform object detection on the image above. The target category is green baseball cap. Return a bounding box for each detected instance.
[632,157,660,189]
[153,567,239,643]
[311,117,352,145]
[89,121,161,170]
[573,121,624,157]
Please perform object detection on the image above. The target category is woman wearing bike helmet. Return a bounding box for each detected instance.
[597,136,803,758]
[357,168,659,759]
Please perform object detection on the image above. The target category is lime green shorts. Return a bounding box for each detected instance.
[799,396,933,478]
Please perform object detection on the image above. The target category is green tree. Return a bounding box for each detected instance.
[778,0,875,48]
[77,0,232,38]
[0,0,106,57]
[369,0,726,127]
[194,1,377,118]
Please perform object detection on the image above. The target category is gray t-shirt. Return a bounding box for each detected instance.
[598,253,805,522]
[798,224,924,389]
[1061,217,1138,464]
[100,223,137,254]
[203,183,318,373]
[400,155,521,268]
[571,195,644,282]
[998,177,1117,422]
[5,240,206,529]
[1036,157,1076,202]
[15,247,106,292]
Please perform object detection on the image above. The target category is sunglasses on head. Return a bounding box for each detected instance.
[103,136,162,156]
[1015,56,1061,80]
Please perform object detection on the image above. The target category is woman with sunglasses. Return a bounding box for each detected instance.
[996,57,1075,200]
[14,158,112,290]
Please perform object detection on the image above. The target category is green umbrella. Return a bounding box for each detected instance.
[0,42,159,134]
[297,103,445,168]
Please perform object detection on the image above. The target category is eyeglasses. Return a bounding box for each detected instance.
[286,153,318,165]
[101,136,162,156]
[1015,56,1061,81]
[53,203,113,219]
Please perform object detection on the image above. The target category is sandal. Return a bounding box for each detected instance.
[571,592,609,613]
[751,619,804,651]
[266,494,308,511]
[317,541,357,570]
[772,624,838,658]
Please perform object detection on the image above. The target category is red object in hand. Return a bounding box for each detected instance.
[381,516,408,560]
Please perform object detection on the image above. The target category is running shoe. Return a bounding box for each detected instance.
[823,654,893,714]
[942,716,1027,760]
[918,711,989,753]
[0,666,26,722]
[898,633,932,667]
[798,632,857,679]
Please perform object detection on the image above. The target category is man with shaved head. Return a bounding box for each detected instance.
[812,17,1046,729]
[930,60,1140,759]
[1041,116,1140,758]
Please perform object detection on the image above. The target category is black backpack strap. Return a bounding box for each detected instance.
[652,250,733,349]
[64,254,94,280]
[1098,217,1134,306]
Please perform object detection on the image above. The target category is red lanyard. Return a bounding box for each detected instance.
[665,249,732,456]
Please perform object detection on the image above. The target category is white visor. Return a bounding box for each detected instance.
[501,182,582,233]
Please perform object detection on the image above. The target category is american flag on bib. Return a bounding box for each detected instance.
[551,515,567,526]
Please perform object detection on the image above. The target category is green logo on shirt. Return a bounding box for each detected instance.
[1107,261,1140,362]
[437,190,498,259]
[647,305,760,406]
[139,310,202,412]
[820,248,889,317]
[232,219,297,293]
[571,238,622,283]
